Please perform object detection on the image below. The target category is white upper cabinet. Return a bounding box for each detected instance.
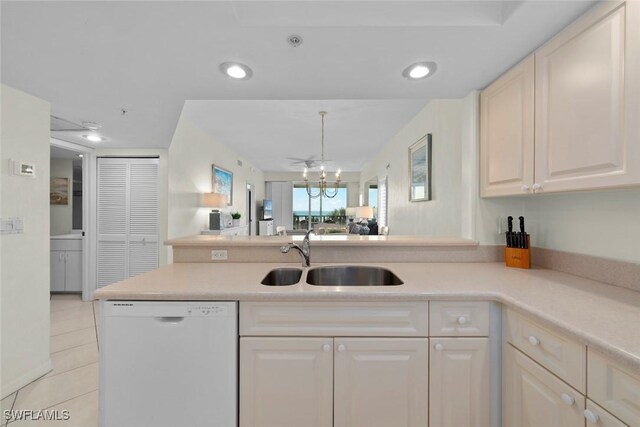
[480,55,535,197]
[480,0,640,197]
[535,1,640,193]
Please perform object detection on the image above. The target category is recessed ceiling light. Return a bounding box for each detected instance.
[77,154,84,158]
[81,121,102,131]
[219,62,253,80]
[402,62,437,80]
[82,134,106,143]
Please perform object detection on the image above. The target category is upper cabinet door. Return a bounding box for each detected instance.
[535,1,640,192]
[480,55,535,197]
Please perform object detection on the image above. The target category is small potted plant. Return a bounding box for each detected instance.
[231,212,241,227]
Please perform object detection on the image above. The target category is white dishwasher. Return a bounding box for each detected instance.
[100,301,237,427]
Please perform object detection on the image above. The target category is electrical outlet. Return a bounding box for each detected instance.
[211,250,228,261]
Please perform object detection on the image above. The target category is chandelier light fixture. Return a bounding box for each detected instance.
[304,111,341,198]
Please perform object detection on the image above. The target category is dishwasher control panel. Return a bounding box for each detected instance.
[103,301,236,317]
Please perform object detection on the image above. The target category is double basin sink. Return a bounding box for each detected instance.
[261,266,403,287]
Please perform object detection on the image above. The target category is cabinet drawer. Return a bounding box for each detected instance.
[430,301,490,336]
[240,301,428,337]
[51,239,82,251]
[504,309,586,392]
[585,400,629,427]
[588,351,640,426]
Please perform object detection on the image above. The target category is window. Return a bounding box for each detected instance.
[292,183,348,230]
[378,177,388,227]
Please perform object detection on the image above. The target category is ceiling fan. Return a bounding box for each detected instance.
[287,156,332,169]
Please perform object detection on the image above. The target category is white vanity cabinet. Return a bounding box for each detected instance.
[480,0,640,197]
[50,236,82,292]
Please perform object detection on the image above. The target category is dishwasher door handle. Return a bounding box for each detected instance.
[155,316,185,324]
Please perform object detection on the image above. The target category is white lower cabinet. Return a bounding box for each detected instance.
[240,336,428,427]
[585,400,628,427]
[51,237,83,292]
[333,338,429,427]
[504,344,584,427]
[240,337,334,427]
[430,338,490,427]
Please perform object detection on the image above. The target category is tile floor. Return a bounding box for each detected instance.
[2,294,100,426]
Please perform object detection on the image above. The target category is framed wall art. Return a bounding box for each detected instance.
[409,134,432,202]
[50,177,69,205]
[212,164,233,206]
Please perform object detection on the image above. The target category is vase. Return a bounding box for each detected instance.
[232,219,240,227]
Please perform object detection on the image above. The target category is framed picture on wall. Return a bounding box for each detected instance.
[50,177,69,205]
[212,164,233,206]
[408,134,432,202]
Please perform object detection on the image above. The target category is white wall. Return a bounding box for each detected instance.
[360,100,463,236]
[50,158,73,236]
[168,116,265,248]
[1,85,52,397]
[476,190,640,263]
[94,148,169,266]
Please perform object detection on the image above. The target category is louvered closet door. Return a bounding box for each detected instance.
[128,161,159,277]
[97,158,159,288]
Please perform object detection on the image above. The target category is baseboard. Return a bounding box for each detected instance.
[1,358,52,399]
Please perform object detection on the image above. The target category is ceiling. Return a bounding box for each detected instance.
[1,1,596,171]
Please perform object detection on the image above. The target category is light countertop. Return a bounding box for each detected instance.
[94,261,640,375]
[166,234,479,247]
[50,233,82,240]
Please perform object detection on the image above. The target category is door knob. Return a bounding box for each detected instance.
[322,344,331,352]
[528,335,540,346]
[521,185,530,192]
[434,343,443,351]
[337,344,346,352]
[532,183,543,192]
[457,316,467,325]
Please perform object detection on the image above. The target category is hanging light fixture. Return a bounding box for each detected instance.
[304,111,341,198]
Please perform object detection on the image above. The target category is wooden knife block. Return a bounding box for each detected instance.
[505,235,531,269]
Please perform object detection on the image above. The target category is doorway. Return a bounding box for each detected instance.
[50,139,94,301]
[246,183,255,236]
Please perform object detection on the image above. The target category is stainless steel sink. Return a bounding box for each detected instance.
[306,266,404,286]
[261,268,303,286]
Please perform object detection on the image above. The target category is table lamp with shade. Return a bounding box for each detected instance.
[355,206,374,221]
[203,193,228,230]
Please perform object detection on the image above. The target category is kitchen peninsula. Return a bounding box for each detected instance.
[95,236,640,427]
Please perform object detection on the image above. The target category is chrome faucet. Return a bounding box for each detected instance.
[281,229,313,267]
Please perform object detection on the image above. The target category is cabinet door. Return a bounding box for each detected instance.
[585,400,629,427]
[480,55,534,197]
[64,251,82,292]
[534,1,640,192]
[240,337,333,427]
[334,338,428,427]
[50,251,66,292]
[504,345,584,427]
[430,338,490,427]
